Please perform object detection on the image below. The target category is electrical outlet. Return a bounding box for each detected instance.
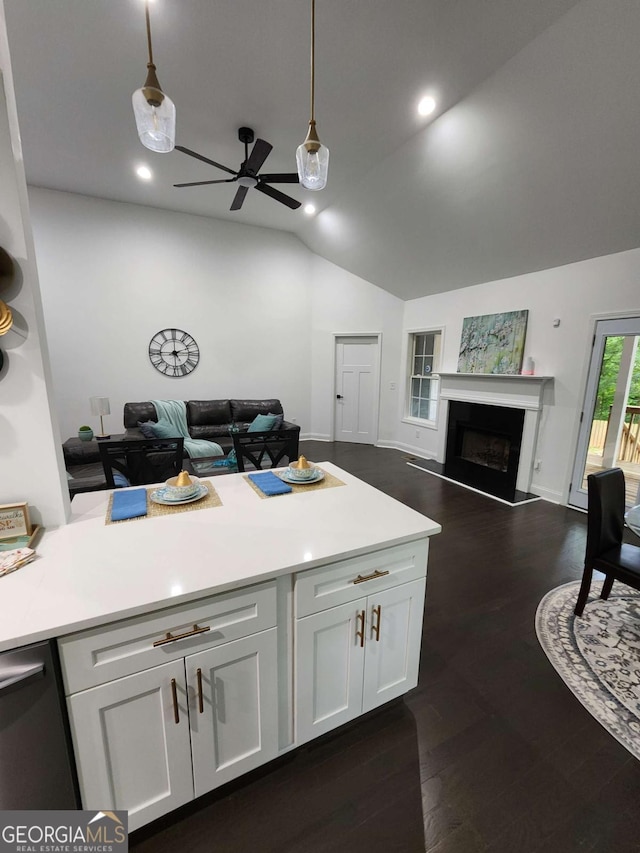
[290,417,297,423]
[415,430,421,439]
[390,382,396,390]
[534,458,541,471]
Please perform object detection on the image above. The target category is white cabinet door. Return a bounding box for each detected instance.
[188,628,279,797]
[67,660,194,832]
[362,578,426,713]
[295,599,366,745]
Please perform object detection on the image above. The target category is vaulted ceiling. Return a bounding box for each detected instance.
[4,0,639,300]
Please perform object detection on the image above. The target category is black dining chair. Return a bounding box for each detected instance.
[574,467,640,616]
[98,438,185,488]
[232,429,300,473]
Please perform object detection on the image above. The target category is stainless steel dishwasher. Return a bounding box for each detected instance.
[0,639,79,809]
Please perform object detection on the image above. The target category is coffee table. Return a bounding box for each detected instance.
[184,456,238,477]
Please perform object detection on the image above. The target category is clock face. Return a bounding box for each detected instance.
[149,328,200,377]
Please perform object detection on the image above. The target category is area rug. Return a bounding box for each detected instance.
[535,580,640,760]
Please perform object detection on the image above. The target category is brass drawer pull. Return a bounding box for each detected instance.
[353,569,390,585]
[197,667,204,714]
[170,678,179,724]
[356,610,365,648]
[153,624,210,647]
[372,604,381,641]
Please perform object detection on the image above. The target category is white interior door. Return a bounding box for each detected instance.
[569,317,640,509]
[334,336,380,444]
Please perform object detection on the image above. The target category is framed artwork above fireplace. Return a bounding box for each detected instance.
[457,310,528,374]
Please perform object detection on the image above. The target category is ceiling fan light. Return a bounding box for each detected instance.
[132,86,176,153]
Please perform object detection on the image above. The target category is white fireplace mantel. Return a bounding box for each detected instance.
[437,373,552,411]
[436,373,554,497]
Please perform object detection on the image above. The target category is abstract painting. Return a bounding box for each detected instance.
[457,310,528,374]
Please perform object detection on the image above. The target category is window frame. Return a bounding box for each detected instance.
[402,327,444,429]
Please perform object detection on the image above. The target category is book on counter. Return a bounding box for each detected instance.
[0,525,41,577]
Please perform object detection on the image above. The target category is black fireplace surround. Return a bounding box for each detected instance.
[444,401,525,501]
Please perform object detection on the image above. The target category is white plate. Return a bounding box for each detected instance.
[278,469,324,485]
[150,483,209,506]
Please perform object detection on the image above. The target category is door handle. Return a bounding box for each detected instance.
[0,663,44,694]
[196,667,204,714]
[356,610,365,647]
[336,394,343,399]
[170,678,180,724]
[372,605,381,641]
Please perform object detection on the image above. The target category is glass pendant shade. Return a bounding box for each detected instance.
[132,86,176,153]
[296,142,329,190]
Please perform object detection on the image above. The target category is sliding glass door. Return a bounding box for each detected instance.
[569,317,640,510]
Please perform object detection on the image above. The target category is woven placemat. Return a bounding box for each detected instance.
[106,483,222,525]
[244,468,346,499]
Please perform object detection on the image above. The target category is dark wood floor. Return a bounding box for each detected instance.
[131,442,640,853]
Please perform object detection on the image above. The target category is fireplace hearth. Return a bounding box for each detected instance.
[444,401,525,501]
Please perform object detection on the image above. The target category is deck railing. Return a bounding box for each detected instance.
[589,406,640,463]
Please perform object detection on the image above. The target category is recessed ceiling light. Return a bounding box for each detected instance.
[418,96,437,116]
[136,165,152,180]
[303,203,316,215]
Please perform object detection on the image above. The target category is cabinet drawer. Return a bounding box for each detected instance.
[295,540,428,618]
[59,580,277,694]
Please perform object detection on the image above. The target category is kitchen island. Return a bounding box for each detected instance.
[0,463,441,830]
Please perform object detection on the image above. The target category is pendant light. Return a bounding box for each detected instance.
[132,0,176,153]
[296,0,329,190]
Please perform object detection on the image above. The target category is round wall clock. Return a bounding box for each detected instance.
[149,328,200,377]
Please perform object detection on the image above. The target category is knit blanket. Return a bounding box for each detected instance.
[151,400,224,459]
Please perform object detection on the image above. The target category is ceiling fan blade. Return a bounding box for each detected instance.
[245,138,272,174]
[174,178,238,188]
[259,173,300,184]
[230,185,249,211]
[255,183,301,210]
[175,145,237,176]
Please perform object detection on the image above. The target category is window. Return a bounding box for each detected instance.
[406,331,442,424]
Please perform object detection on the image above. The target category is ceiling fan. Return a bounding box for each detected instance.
[174,127,301,211]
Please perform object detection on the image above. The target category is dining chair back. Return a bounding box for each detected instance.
[98,438,185,488]
[232,429,300,473]
[574,467,640,615]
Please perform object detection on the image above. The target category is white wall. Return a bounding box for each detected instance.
[0,10,68,527]
[309,255,404,443]
[29,189,314,439]
[400,249,640,502]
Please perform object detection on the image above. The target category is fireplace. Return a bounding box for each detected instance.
[444,401,525,501]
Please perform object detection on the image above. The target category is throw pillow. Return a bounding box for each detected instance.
[247,414,277,432]
[152,419,180,439]
[268,412,284,430]
[138,420,158,439]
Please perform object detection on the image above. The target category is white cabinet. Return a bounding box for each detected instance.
[295,569,427,745]
[61,583,279,831]
[68,660,194,830]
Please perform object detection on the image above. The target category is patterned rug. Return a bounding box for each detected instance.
[536,580,640,760]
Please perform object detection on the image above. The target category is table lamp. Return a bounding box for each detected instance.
[90,396,111,440]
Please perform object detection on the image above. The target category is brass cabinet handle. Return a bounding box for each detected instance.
[170,677,179,724]
[196,667,204,714]
[372,604,381,641]
[153,624,210,647]
[353,569,390,585]
[356,610,365,648]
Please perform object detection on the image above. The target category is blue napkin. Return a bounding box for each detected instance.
[248,472,292,496]
[111,488,148,521]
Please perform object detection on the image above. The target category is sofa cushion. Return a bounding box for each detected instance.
[124,402,158,429]
[189,424,233,440]
[138,421,157,439]
[269,412,284,430]
[187,400,232,426]
[230,399,283,423]
[153,419,181,439]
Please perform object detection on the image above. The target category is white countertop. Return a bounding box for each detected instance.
[0,463,441,652]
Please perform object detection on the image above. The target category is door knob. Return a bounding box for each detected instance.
[336,394,343,399]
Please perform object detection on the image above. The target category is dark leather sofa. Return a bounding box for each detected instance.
[123,398,299,454]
